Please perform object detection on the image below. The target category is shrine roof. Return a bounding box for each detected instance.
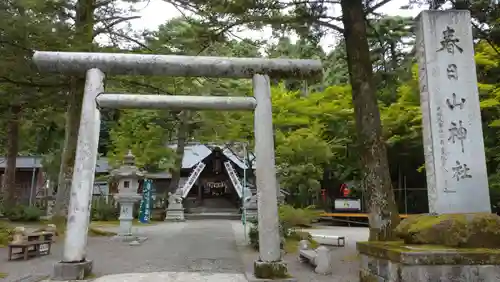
[0,156,43,168]
[92,142,255,174]
[168,142,255,170]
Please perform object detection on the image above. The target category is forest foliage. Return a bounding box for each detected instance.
[1,0,500,215]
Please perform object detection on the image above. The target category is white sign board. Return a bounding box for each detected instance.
[334,199,361,211]
[417,11,490,214]
[39,243,49,253]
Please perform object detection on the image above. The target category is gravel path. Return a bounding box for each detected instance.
[0,220,244,282]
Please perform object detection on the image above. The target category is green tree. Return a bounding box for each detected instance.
[108,110,175,171]
[0,0,70,208]
[275,125,332,207]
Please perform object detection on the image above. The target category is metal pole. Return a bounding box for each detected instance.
[404,176,408,214]
[29,166,36,206]
[243,142,247,242]
[96,94,257,111]
[253,74,281,262]
[32,51,323,79]
[63,68,104,262]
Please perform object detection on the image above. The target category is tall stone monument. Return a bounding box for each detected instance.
[356,11,500,282]
[417,10,490,214]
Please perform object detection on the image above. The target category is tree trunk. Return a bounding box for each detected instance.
[3,105,21,209]
[389,42,399,102]
[53,78,84,218]
[340,0,400,241]
[168,111,190,197]
[52,0,95,221]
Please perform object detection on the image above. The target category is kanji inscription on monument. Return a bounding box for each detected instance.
[417,10,490,214]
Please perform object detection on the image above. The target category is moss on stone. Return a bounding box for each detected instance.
[359,270,380,282]
[0,222,12,247]
[357,240,500,265]
[394,213,500,248]
[253,260,290,279]
[0,272,7,279]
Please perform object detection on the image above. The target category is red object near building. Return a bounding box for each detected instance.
[321,189,326,202]
[340,183,350,197]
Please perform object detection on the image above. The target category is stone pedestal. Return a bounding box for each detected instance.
[165,205,185,222]
[246,260,294,281]
[52,260,93,281]
[165,192,186,222]
[115,194,142,237]
[244,208,258,221]
[358,241,500,282]
[243,194,258,222]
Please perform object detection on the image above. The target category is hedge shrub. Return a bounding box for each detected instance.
[3,205,43,222]
[0,222,13,247]
[248,205,320,252]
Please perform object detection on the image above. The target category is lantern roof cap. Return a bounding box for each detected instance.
[110,150,145,179]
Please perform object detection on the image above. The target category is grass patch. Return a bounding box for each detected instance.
[85,272,97,279]
[283,237,319,254]
[0,272,7,279]
[0,219,50,227]
[88,227,117,237]
[284,238,299,254]
[0,222,13,248]
[283,230,319,254]
[90,219,159,227]
[90,220,120,227]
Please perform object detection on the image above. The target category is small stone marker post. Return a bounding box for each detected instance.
[111,151,144,239]
[417,10,491,214]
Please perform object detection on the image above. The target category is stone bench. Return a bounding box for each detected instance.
[298,240,331,274]
[311,234,345,247]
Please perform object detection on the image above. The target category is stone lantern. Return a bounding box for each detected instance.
[110,150,144,239]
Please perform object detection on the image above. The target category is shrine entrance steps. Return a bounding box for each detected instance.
[185,212,241,220]
[186,197,241,220]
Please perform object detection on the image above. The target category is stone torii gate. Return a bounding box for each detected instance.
[32,51,322,280]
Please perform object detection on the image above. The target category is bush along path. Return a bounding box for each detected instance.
[248,205,321,253]
[0,222,12,247]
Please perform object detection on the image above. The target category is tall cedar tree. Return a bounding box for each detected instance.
[340,0,400,241]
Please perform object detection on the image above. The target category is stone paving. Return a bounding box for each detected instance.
[78,272,247,282]
[0,220,366,282]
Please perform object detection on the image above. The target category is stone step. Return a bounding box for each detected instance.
[189,207,240,213]
[185,212,241,220]
[201,198,238,209]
